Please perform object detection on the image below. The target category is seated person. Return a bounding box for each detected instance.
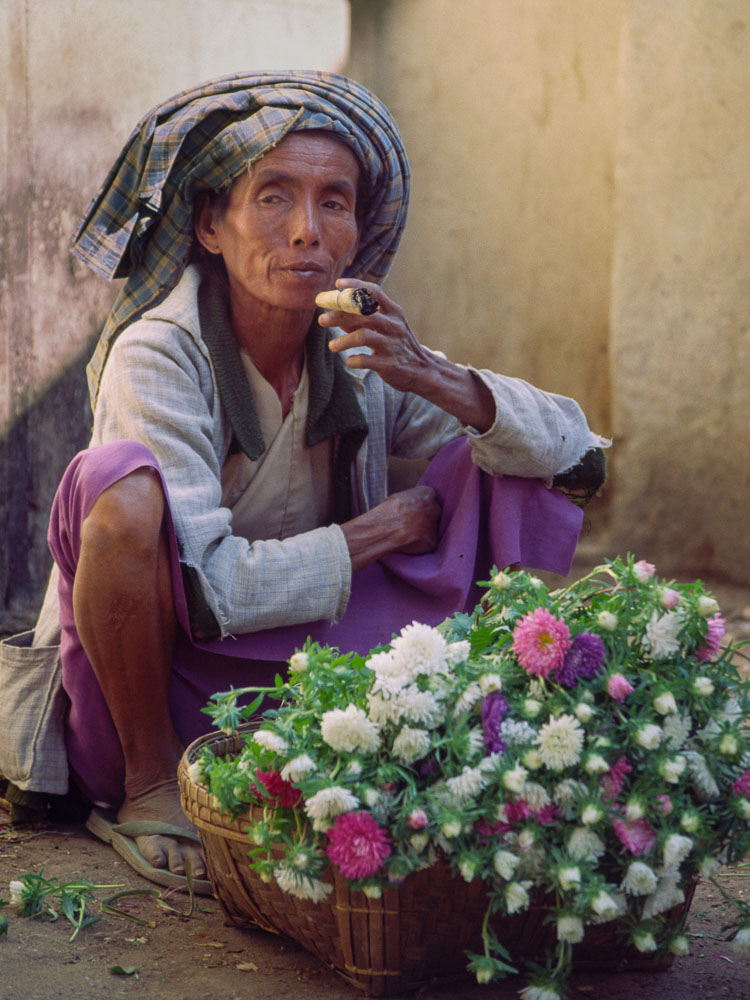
[8,72,608,888]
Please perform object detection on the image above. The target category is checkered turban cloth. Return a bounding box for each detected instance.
[71,71,411,405]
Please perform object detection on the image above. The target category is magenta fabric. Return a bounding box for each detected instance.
[49,438,581,807]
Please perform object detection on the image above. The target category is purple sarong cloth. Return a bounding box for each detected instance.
[49,438,582,807]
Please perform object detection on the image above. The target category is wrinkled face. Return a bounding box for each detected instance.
[196,131,361,317]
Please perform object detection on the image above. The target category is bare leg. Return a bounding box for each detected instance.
[72,468,205,878]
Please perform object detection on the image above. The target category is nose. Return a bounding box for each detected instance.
[289,196,320,247]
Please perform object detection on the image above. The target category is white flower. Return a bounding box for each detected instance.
[699,855,720,878]
[523,748,543,770]
[621,861,659,896]
[500,719,538,746]
[389,621,449,677]
[502,765,528,795]
[9,880,24,906]
[304,785,359,821]
[581,804,603,826]
[597,610,618,631]
[568,827,605,862]
[653,691,678,715]
[591,890,620,920]
[698,595,720,617]
[633,559,656,583]
[680,811,700,833]
[523,782,551,812]
[684,750,720,801]
[633,930,658,953]
[663,833,693,868]
[520,987,561,1000]
[662,712,692,750]
[478,751,502,775]
[466,727,486,759]
[517,827,536,852]
[479,672,502,695]
[635,724,662,750]
[574,702,594,723]
[671,934,690,956]
[642,874,684,918]
[493,849,520,880]
[536,714,584,771]
[446,765,487,804]
[253,729,288,754]
[186,760,206,786]
[643,611,683,660]
[732,925,750,956]
[392,725,432,765]
[321,704,380,754]
[459,858,477,882]
[441,819,462,838]
[719,732,739,756]
[557,914,584,943]
[693,676,715,696]
[410,832,429,852]
[288,651,309,672]
[493,571,513,589]
[505,880,532,914]
[553,779,587,816]
[624,798,645,821]
[523,698,543,718]
[445,640,471,666]
[274,866,332,902]
[362,882,382,899]
[397,685,445,728]
[280,754,316,783]
[660,755,687,783]
[452,682,482,718]
[558,865,581,890]
[584,754,609,775]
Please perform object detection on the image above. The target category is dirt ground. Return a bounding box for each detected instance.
[2,562,750,1000]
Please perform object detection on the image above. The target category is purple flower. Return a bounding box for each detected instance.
[481,691,509,754]
[555,632,606,688]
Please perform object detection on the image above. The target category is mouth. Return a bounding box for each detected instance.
[283,261,326,278]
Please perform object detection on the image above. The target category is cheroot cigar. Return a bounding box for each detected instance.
[315,287,379,316]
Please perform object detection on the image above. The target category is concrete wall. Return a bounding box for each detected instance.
[0,0,350,626]
[347,0,750,584]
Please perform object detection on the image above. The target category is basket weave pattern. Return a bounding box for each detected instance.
[179,730,691,996]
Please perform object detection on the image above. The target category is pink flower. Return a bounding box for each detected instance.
[696,614,726,662]
[613,817,656,856]
[253,770,301,808]
[504,799,534,823]
[407,808,429,830]
[655,794,673,814]
[601,755,632,801]
[512,608,572,678]
[660,587,680,610]
[327,811,392,879]
[633,560,656,583]
[732,770,750,798]
[607,673,634,702]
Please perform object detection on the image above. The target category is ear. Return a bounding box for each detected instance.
[193,192,222,255]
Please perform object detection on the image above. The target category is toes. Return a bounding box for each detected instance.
[137,834,169,869]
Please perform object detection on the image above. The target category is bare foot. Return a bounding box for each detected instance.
[116,779,207,879]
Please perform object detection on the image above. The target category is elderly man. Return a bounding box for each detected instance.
[1,72,607,891]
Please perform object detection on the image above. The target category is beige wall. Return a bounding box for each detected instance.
[348,0,623,438]
[348,0,750,584]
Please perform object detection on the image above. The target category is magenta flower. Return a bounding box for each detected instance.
[607,673,634,702]
[327,811,392,879]
[696,614,726,662]
[655,794,673,814]
[512,608,572,678]
[601,755,632,801]
[613,817,656,856]
[732,770,750,798]
[253,770,301,808]
[407,808,429,830]
[555,632,606,687]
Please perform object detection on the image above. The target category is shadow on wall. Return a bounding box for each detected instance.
[0,342,95,634]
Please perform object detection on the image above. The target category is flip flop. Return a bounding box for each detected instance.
[85,806,214,896]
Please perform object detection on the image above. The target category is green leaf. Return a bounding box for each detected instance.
[109,965,139,976]
[0,915,8,936]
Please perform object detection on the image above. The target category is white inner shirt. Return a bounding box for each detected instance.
[220,350,334,542]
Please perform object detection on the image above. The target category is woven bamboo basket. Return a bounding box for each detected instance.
[179,729,694,996]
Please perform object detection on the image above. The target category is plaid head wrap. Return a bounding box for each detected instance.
[72,70,411,406]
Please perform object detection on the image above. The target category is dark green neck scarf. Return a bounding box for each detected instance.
[198,276,368,524]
